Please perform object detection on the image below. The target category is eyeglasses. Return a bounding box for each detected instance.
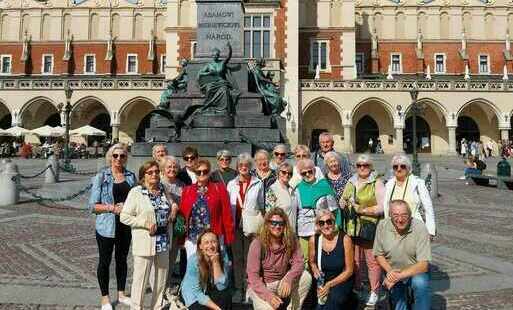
[269,220,285,227]
[219,157,231,162]
[318,219,334,227]
[184,155,197,161]
[279,170,293,177]
[145,169,160,176]
[274,152,286,157]
[356,163,370,169]
[112,153,126,159]
[195,169,210,176]
[300,169,314,177]
[393,164,408,171]
[391,214,409,220]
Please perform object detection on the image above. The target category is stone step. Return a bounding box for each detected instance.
[145,128,176,142]
[131,142,251,158]
[234,115,271,128]
[180,127,280,142]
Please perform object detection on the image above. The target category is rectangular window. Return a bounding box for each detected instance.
[391,53,402,73]
[160,55,166,74]
[127,54,138,74]
[355,52,365,75]
[479,55,490,74]
[84,54,96,74]
[434,53,446,74]
[0,55,12,74]
[310,40,329,72]
[42,54,54,74]
[243,14,272,58]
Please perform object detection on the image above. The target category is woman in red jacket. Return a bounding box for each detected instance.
[180,159,235,258]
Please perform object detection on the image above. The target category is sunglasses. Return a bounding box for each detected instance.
[184,155,197,161]
[393,164,408,171]
[279,170,293,177]
[268,220,285,227]
[274,152,286,157]
[195,169,210,176]
[318,219,334,227]
[300,169,314,177]
[356,163,370,169]
[145,169,159,176]
[112,153,126,159]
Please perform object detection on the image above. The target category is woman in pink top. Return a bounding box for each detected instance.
[246,208,312,310]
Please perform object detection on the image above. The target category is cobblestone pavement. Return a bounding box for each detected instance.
[0,156,512,309]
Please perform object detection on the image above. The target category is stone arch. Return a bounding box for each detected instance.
[70,96,112,142]
[111,13,120,39]
[41,13,51,41]
[302,98,344,152]
[90,13,100,40]
[20,97,60,129]
[118,97,156,144]
[417,11,427,36]
[302,96,343,118]
[440,12,450,39]
[395,12,405,39]
[0,99,12,129]
[352,98,395,153]
[62,13,72,40]
[485,13,494,39]
[133,13,143,40]
[462,11,472,37]
[456,99,500,144]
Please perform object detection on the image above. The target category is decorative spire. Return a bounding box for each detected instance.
[21,30,31,62]
[63,29,73,61]
[105,30,114,61]
[426,64,431,80]
[147,30,156,61]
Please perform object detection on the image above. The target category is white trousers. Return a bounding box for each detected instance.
[131,251,169,310]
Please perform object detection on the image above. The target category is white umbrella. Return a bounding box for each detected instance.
[0,128,12,136]
[6,126,31,137]
[31,125,64,137]
[70,125,106,137]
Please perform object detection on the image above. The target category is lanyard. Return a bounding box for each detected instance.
[390,175,409,201]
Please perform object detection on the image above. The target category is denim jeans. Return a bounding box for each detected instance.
[464,167,481,180]
[390,272,431,310]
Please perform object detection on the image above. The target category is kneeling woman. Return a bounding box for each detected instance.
[181,230,232,310]
[309,209,354,309]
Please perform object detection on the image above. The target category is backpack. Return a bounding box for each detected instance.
[476,160,487,171]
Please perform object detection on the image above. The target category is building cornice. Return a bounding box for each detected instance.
[0,76,165,90]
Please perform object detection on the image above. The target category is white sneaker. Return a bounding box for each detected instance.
[101,303,113,310]
[118,295,131,306]
[366,291,378,306]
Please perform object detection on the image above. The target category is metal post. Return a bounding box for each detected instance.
[410,82,421,176]
[63,84,73,171]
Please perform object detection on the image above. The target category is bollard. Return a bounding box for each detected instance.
[497,157,511,190]
[422,163,439,199]
[45,155,59,184]
[0,159,19,206]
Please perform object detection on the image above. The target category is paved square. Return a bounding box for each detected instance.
[0,157,512,309]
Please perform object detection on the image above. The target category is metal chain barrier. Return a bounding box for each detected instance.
[12,175,92,205]
[18,165,53,179]
[59,162,99,176]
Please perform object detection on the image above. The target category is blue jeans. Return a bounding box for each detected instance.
[464,167,481,180]
[390,272,431,310]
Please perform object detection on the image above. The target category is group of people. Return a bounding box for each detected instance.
[89,132,436,310]
[460,138,497,159]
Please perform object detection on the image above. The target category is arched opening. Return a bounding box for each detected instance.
[0,102,11,129]
[456,116,480,143]
[302,99,344,152]
[119,98,155,144]
[21,98,59,129]
[355,115,379,153]
[352,99,394,153]
[70,97,111,144]
[404,116,431,153]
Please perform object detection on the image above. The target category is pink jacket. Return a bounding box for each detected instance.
[246,238,304,304]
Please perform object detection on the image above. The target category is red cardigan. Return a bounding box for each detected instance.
[179,182,235,245]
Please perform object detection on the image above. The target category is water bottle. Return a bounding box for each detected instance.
[317,272,327,305]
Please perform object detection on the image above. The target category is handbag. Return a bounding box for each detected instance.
[173,214,186,238]
[357,219,377,241]
[165,285,187,310]
[238,189,264,236]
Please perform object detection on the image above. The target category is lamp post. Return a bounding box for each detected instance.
[409,81,421,176]
[63,83,73,167]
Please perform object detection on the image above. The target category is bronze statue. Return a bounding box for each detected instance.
[158,59,189,110]
[248,59,286,116]
[196,42,240,116]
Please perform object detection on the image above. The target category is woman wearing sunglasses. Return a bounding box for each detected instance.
[295,158,338,264]
[289,144,324,188]
[270,144,289,170]
[88,143,136,310]
[340,154,384,306]
[120,160,174,309]
[265,162,298,231]
[179,159,234,257]
[247,208,312,310]
[308,209,354,309]
[383,154,436,237]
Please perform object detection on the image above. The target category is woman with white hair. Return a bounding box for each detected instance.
[384,154,436,237]
[270,144,289,170]
[340,154,384,306]
[324,151,351,202]
[211,149,237,185]
[290,144,324,189]
[265,162,298,230]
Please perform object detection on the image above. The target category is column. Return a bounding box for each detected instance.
[395,127,403,153]
[501,129,509,142]
[284,0,300,146]
[112,124,120,143]
[343,125,352,153]
[448,126,457,155]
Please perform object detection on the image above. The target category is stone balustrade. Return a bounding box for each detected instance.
[0,77,165,90]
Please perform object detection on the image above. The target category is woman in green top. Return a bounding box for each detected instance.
[340,154,384,307]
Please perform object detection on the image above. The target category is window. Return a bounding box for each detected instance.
[0,55,11,74]
[390,53,402,73]
[355,53,365,75]
[434,53,446,74]
[160,55,166,74]
[84,54,96,74]
[42,54,54,74]
[127,54,138,74]
[479,55,489,74]
[244,14,272,58]
[191,41,197,59]
[310,40,329,72]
